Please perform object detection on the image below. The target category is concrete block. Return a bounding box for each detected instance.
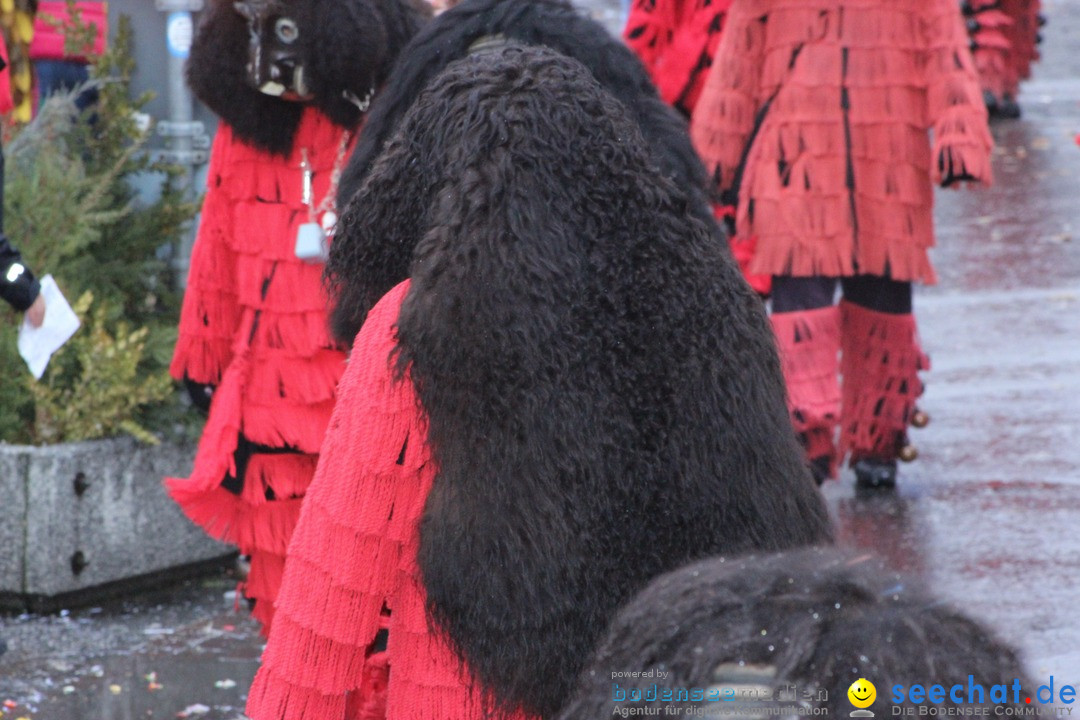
[0,438,232,605]
[0,450,29,593]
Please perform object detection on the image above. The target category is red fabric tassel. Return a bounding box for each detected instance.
[172,347,252,489]
[839,301,929,461]
[771,307,841,469]
[240,453,319,507]
[165,483,248,546]
[345,652,390,720]
[715,205,772,296]
[169,187,243,385]
[249,587,278,633]
[166,481,303,557]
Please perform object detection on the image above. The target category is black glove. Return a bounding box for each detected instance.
[183,376,216,413]
[938,152,977,188]
[1,234,42,312]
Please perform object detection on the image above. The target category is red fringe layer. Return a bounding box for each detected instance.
[1001,0,1041,88]
[170,187,243,384]
[172,106,348,398]
[716,205,772,296]
[167,481,303,556]
[968,6,1014,99]
[250,598,276,634]
[345,651,389,720]
[771,307,841,468]
[838,301,929,462]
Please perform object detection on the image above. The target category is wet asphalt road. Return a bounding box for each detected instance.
[2,1,1079,717]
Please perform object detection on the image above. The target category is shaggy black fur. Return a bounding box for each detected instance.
[341,45,831,717]
[328,0,710,342]
[187,0,427,155]
[559,548,1032,719]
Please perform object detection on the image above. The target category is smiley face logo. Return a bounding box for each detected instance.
[848,678,877,708]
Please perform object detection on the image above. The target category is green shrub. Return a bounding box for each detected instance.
[29,291,174,444]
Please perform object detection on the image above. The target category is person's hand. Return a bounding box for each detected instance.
[25,294,46,327]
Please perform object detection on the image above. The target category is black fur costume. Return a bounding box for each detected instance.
[331,43,832,717]
[328,0,712,343]
[186,0,427,155]
[559,548,1033,719]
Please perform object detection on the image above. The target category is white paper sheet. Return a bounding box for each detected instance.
[17,275,81,380]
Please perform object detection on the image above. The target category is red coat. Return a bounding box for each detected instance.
[30,1,108,61]
[245,280,536,720]
[166,108,351,632]
[965,0,1015,101]
[691,0,993,283]
[0,32,12,114]
[1000,0,1041,89]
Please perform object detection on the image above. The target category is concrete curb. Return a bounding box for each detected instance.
[0,437,233,611]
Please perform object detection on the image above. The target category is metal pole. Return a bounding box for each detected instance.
[155,0,207,287]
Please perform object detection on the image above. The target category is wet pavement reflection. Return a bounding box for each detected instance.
[1,579,264,719]
[3,0,1080,717]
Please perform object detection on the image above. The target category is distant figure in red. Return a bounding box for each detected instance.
[623,0,731,119]
[30,0,107,114]
[963,0,1044,119]
[691,0,994,488]
[164,0,423,633]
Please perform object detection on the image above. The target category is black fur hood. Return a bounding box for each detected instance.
[328,0,712,344]
[187,0,427,154]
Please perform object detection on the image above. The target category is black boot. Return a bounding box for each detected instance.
[853,458,898,489]
[809,456,832,486]
[991,94,1022,119]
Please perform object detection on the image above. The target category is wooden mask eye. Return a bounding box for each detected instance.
[275,17,299,43]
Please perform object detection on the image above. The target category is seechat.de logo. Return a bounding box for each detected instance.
[850,679,878,718]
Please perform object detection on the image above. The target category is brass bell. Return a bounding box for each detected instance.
[911,409,930,428]
[898,445,919,463]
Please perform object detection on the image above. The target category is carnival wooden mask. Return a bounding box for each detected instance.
[233,0,313,100]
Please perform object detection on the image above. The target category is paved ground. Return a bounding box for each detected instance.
[2,1,1079,718]
[847,0,1080,681]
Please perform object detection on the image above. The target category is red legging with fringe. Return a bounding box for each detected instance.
[770,276,928,470]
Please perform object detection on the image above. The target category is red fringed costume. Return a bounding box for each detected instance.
[1001,0,1042,91]
[166,110,352,631]
[691,0,993,484]
[244,281,534,720]
[623,0,732,117]
[964,0,1042,117]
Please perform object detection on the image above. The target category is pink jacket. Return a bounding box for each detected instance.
[30,1,107,62]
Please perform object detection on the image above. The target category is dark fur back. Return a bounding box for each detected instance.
[559,548,1032,719]
[187,0,427,154]
[343,45,831,717]
[327,0,708,342]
